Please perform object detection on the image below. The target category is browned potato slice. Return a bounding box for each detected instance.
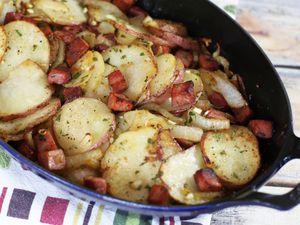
[53,98,115,156]
[0,98,60,138]
[65,51,105,91]
[201,125,260,188]
[0,60,53,121]
[116,109,170,136]
[101,127,161,203]
[102,45,157,101]
[149,53,177,97]
[86,0,128,23]
[0,21,50,82]
[33,0,87,25]
[65,148,103,170]
[158,129,182,159]
[160,145,222,204]
[184,69,203,95]
[89,63,116,103]
[0,26,7,61]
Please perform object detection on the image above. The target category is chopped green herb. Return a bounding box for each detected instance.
[93,57,98,61]
[105,58,110,64]
[102,118,108,122]
[147,138,155,144]
[140,52,145,56]
[72,72,81,80]
[220,150,226,155]
[120,34,126,38]
[232,172,239,179]
[15,29,22,37]
[32,44,38,51]
[56,114,61,122]
[135,170,140,175]
[121,55,126,59]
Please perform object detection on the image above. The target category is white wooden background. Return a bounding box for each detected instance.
[211,0,300,224]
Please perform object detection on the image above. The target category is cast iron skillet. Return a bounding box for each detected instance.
[1,0,300,217]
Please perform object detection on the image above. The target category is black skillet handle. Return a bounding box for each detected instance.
[237,135,300,210]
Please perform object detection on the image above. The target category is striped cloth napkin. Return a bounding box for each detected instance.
[0,1,239,224]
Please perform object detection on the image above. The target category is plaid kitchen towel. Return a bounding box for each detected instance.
[0,1,239,224]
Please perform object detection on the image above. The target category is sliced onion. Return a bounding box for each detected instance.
[214,75,246,108]
[170,125,203,142]
[51,40,65,68]
[140,103,184,124]
[188,111,230,130]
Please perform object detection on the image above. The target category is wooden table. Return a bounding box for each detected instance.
[211,0,300,224]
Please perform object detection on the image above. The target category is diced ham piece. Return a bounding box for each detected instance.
[156,20,187,37]
[22,17,37,25]
[48,66,71,85]
[38,22,52,36]
[175,138,194,149]
[4,12,23,24]
[107,93,134,111]
[204,108,235,123]
[38,149,66,171]
[232,105,253,124]
[194,168,222,192]
[66,37,89,66]
[171,81,196,108]
[162,32,199,50]
[63,25,84,34]
[128,6,148,17]
[63,87,83,103]
[199,54,219,71]
[112,0,135,13]
[33,129,58,152]
[207,91,229,109]
[248,120,273,139]
[54,30,76,44]
[18,143,36,161]
[84,176,108,194]
[148,184,170,205]
[108,70,128,93]
[95,44,109,52]
[175,50,193,68]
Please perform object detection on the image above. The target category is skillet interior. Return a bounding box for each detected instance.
[0,0,295,217]
[137,0,293,180]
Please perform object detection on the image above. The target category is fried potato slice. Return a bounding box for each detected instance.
[65,148,103,170]
[0,60,53,121]
[65,51,105,93]
[53,98,115,156]
[116,109,170,135]
[89,63,116,103]
[102,44,157,101]
[0,21,50,82]
[149,53,177,97]
[0,98,60,138]
[201,125,260,188]
[160,144,222,204]
[86,0,128,23]
[101,127,161,203]
[0,26,7,61]
[33,0,87,25]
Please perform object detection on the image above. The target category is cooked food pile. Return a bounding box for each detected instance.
[0,0,274,205]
